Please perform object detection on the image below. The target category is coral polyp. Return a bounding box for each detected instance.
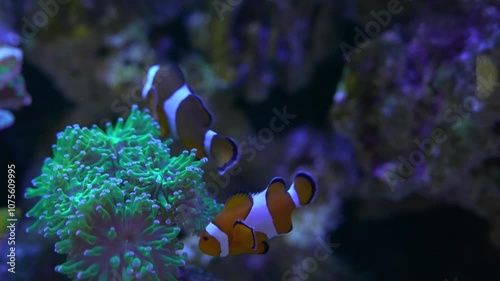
[55,189,184,281]
[24,105,222,280]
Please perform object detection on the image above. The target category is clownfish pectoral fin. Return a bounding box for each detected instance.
[266,177,294,234]
[288,171,318,207]
[156,103,170,136]
[210,134,239,175]
[145,94,158,120]
[249,241,269,255]
[232,221,257,250]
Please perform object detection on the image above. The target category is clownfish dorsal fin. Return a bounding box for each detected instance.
[156,103,170,136]
[224,192,253,212]
[266,177,294,234]
[266,177,286,194]
[232,221,256,250]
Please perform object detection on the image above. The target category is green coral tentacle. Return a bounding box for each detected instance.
[25,105,222,281]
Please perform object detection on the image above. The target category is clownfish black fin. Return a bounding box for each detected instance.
[290,171,317,206]
[233,221,256,250]
[211,134,239,175]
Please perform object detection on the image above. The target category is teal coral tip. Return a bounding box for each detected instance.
[24,105,222,280]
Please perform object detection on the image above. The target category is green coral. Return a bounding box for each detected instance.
[25,105,222,281]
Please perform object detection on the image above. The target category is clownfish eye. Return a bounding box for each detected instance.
[203,236,209,241]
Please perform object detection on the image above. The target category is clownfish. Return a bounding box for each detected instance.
[198,171,317,256]
[141,64,239,174]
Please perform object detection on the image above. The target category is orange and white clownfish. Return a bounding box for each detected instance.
[198,171,317,256]
[141,64,239,175]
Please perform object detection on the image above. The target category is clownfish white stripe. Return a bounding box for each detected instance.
[287,183,301,208]
[142,64,160,99]
[244,191,278,240]
[205,222,229,257]
[204,130,216,159]
[163,84,191,139]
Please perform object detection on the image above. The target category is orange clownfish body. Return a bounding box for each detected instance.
[198,171,317,256]
[141,64,239,175]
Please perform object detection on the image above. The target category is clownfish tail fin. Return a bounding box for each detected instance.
[288,171,317,207]
[207,132,240,175]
